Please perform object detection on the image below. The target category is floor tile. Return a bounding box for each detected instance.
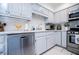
[43,46,75,55]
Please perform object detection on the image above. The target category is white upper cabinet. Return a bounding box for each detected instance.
[7,3,22,17]
[32,3,48,17]
[54,9,68,23]
[0,3,8,15]
[21,3,32,20]
[7,3,32,20]
[45,11,54,23]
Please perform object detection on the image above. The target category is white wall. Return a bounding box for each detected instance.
[0,16,27,31]
[31,14,45,30]
[0,14,46,31]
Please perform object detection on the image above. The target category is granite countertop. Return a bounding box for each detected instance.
[0,30,67,35]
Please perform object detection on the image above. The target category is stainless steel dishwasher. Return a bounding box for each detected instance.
[7,33,35,55]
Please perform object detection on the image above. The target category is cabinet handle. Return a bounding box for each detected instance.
[21,36,26,38]
[35,40,36,42]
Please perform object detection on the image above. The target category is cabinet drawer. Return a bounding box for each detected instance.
[35,32,45,38]
[35,36,46,40]
[46,32,54,35]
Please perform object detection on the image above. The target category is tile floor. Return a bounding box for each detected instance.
[43,46,75,55]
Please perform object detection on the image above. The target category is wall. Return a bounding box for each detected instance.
[0,16,27,31]
[31,13,45,30]
[0,14,46,31]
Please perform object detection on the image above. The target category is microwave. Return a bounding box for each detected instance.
[69,11,79,21]
[69,12,79,18]
[45,23,55,30]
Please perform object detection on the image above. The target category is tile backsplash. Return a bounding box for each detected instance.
[0,16,27,31]
[0,14,46,31]
[31,14,46,30]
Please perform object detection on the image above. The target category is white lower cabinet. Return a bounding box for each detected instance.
[35,36,46,55]
[35,32,56,54]
[46,36,54,49]
[46,32,56,50]
[0,35,6,55]
[61,32,67,48]
[54,31,62,46]
[35,31,66,55]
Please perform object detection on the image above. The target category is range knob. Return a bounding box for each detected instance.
[75,32,78,34]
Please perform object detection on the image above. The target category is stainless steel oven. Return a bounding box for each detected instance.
[67,4,79,54]
[67,30,79,54]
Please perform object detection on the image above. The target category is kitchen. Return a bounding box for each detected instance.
[0,3,79,55]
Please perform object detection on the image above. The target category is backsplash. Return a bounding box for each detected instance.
[0,14,46,31]
[0,16,27,31]
[31,14,46,30]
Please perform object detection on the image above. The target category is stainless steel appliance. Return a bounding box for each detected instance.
[67,8,79,54]
[45,23,55,30]
[7,33,35,55]
[67,30,79,54]
[56,24,62,30]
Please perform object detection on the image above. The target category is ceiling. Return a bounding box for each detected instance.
[39,3,77,12]
[41,3,64,10]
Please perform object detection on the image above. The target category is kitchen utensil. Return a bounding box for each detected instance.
[15,23,22,30]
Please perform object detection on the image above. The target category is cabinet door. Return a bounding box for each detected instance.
[47,11,54,23]
[62,32,67,48]
[7,34,21,55]
[32,4,48,17]
[0,35,5,43]
[46,35,54,49]
[51,32,56,46]
[32,3,40,12]
[35,37,46,55]
[8,3,22,17]
[0,3,7,15]
[55,32,61,46]
[8,3,32,20]
[54,9,68,23]
[21,3,32,20]
[54,12,60,23]
[0,35,5,55]
[46,32,56,49]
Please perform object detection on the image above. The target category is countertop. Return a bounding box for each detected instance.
[0,30,67,35]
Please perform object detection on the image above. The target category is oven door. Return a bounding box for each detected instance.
[67,33,79,49]
[68,34,75,44]
[75,35,79,44]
